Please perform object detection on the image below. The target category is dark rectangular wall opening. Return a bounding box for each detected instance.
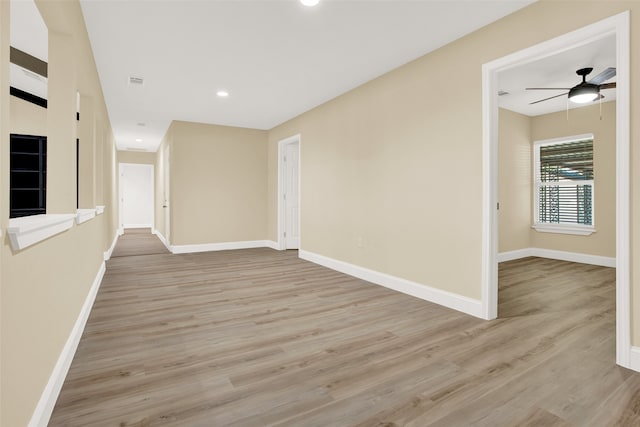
[10,134,47,218]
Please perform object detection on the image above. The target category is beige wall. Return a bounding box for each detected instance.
[268,2,640,309]
[118,150,156,165]
[530,101,616,257]
[1,1,118,425]
[9,96,47,136]
[169,121,268,245]
[498,108,531,253]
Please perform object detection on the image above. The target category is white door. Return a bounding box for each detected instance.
[284,142,299,249]
[120,163,154,229]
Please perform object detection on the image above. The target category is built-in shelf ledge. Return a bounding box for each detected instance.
[7,214,76,251]
[96,205,105,215]
[76,209,97,224]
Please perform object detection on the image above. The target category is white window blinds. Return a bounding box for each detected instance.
[535,137,594,226]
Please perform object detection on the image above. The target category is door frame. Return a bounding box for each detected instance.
[163,144,171,244]
[277,134,301,250]
[481,12,631,367]
[118,162,155,230]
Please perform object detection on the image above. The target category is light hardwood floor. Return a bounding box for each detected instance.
[49,233,640,426]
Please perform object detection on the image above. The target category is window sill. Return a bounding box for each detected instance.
[532,224,595,236]
[7,214,76,251]
[96,205,105,215]
[76,209,97,224]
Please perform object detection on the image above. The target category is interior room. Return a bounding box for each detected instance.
[2,1,640,426]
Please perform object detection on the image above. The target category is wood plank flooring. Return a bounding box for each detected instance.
[49,234,640,426]
[111,228,169,258]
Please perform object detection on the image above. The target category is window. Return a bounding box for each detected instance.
[10,134,47,218]
[533,134,594,235]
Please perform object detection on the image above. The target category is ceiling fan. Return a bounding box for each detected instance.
[526,67,616,105]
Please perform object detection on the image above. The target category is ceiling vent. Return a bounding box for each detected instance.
[128,76,144,86]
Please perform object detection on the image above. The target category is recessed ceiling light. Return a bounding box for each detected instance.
[216,90,229,97]
[300,0,319,6]
[135,138,142,142]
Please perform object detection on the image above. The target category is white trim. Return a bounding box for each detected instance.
[170,240,275,254]
[533,134,595,230]
[76,208,97,224]
[123,223,153,229]
[299,250,483,319]
[482,11,632,369]
[152,228,171,251]
[630,347,640,372]
[277,134,301,251]
[496,248,533,263]
[264,240,280,250]
[532,224,595,236]
[7,214,76,251]
[614,10,631,370]
[95,205,105,215]
[497,247,615,268]
[104,231,121,261]
[28,262,106,427]
[481,51,499,320]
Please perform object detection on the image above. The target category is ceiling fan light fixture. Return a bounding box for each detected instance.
[568,85,598,104]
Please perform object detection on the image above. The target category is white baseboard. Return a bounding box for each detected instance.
[264,240,280,250]
[147,234,280,254]
[497,248,534,263]
[629,347,640,372]
[103,231,120,261]
[171,240,275,254]
[28,262,106,427]
[497,247,615,268]
[152,229,171,252]
[298,250,483,319]
[123,223,153,229]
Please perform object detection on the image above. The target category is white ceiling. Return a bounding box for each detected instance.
[78,0,535,152]
[498,34,617,116]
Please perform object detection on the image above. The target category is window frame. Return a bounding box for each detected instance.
[532,133,596,236]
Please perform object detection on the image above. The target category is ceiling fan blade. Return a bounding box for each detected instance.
[526,87,571,90]
[529,92,568,105]
[600,82,616,89]
[588,67,616,84]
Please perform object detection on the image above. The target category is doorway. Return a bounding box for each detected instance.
[481,12,630,368]
[119,163,154,230]
[162,144,171,244]
[278,135,301,250]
